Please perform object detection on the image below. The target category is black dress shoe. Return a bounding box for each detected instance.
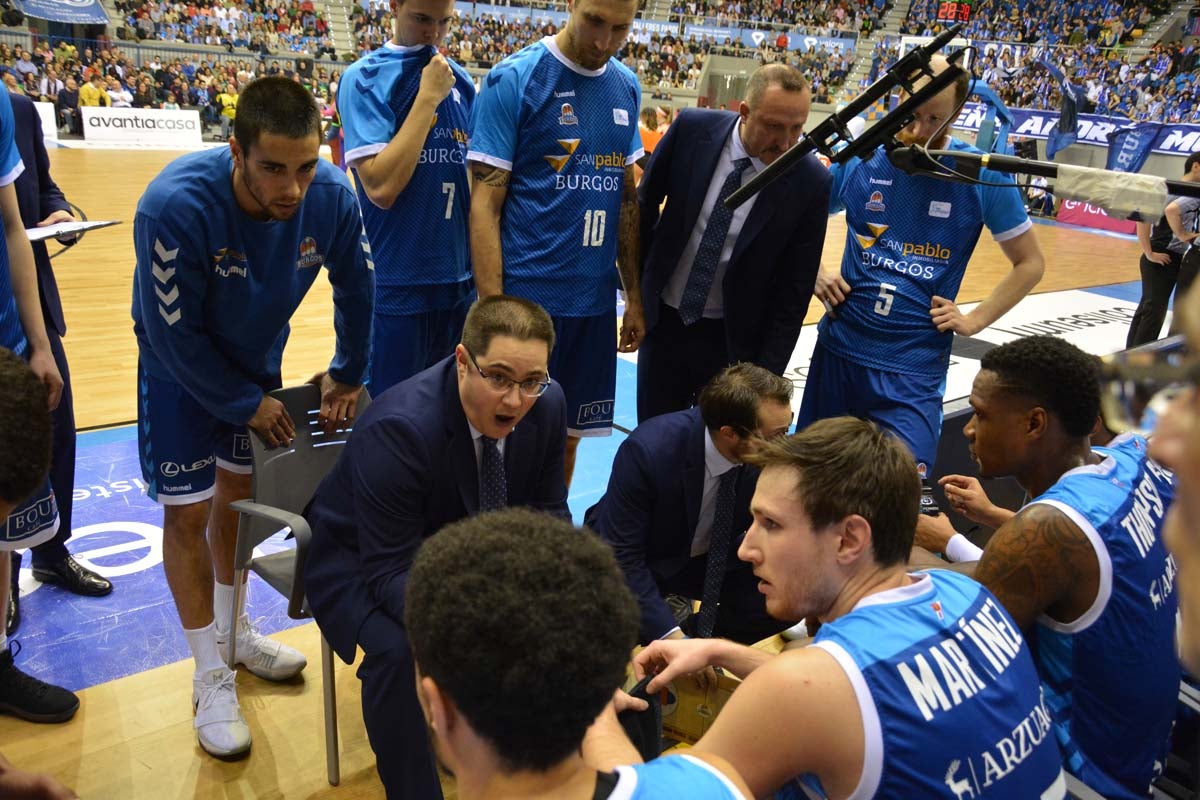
[32,555,113,597]
[5,591,17,637]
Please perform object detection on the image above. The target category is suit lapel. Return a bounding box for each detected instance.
[684,117,735,233]
[684,412,705,539]
[729,172,782,266]
[444,366,479,516]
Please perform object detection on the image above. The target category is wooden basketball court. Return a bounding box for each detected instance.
[0,145,1140,798]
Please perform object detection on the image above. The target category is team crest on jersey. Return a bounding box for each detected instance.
[866,190,886,212]
[559,103,579,126]
[296,236,324,269]
[212,247,250,279]
[543,138,581,172]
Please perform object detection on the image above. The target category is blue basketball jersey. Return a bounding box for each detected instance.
[611,754,745,798]
[820,139,1030,377]
[131,148,374,426]
[793,570,1064,799]
[0,89,27,356]
[339,42,475,315]
[468,37,643,317]
[1027,433,1179,800]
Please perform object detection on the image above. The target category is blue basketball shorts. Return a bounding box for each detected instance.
[548,312,617,438]
[797,341,945,474]
[137,363,267,505]
[1,478,58,551]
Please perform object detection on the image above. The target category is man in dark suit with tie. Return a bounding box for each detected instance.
[305,294,568,800]
[636,63,831,423]
[586,363,795,644]
[7,90,112,636]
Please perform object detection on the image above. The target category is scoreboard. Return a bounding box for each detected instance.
[936,0,973,23]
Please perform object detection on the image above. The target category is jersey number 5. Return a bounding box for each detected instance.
[582,209,606,247]
[874,283,897,317]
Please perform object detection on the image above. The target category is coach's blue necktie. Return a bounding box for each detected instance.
[678,157,752,326]
[696,467,740,638]
[479,436,507,512]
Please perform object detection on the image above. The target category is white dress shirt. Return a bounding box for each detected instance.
[662,120,764,320]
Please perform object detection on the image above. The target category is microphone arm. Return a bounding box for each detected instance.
[726,23,965,210]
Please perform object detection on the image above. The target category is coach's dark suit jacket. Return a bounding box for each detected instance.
[639,108,832,375]
[585,408,762,643]
[306,355,569,663]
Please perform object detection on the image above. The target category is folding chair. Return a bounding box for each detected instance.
[227,382,370,786]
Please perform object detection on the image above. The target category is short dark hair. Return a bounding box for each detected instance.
[745,63,808,108]
[0,348,52,506]
[748,417,919,567]
[233,76,321,155]
[979,335,1100,438]
[460,295,555,358]
[1186,151,1200,174]
[405,509,638,772]
[698,362,793,434]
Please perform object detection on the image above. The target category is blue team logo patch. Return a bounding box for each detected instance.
[866,190,886,212]
[559,103,579,126]
[576,399,614,427]
[296,236,324,269]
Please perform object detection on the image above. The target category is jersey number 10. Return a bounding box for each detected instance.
[583,210,607,247]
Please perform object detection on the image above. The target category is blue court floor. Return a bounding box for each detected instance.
[9,281,1161,692]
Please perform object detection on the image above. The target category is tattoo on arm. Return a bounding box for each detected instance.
[617,167,640,294]
[974,504,1097,632]
[471,165,510,188]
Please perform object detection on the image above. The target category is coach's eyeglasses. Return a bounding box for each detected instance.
[1100,335,1199,436]
[465,347,552,398]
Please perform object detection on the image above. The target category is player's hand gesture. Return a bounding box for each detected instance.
[940,474,1012,528]
[815,265,850,308]
[914,512,957,555]
[248,394,295,448]
[418,54,455,106]
[309,370,364,435]
[633,638,718,693]
[27,348,62,411]
[1145,251,1172,266]
[618,302,644,352]
[930,295,979,335]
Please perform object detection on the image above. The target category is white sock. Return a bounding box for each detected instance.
[184,621,225,676]
[213,581,246,637]
[0,632,7,652]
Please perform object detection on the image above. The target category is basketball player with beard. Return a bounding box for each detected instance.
[800,55,1044,479]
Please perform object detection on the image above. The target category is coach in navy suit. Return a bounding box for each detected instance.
[637,63,831,423]
[585,364,796,644]
[7,92,111,627]
[306,295,568,800]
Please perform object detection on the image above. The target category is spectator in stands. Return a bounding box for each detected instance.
[215,81,238,140]
[78,73,109,108]
[57,78,79,136]
[35,67,62,108]
[13,51,36,83]
[132,78,156,108]
[915,336,1180,799]
[406,508,753,800]
[626,416,1067,798]
[105,76,132,108]
[162,92,180,110]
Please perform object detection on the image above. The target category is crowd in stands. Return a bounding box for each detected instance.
[901,0,1165,45]
[353,8,854,92]
[0,41,341,137]
[115,0,337,57]
[667,0,886,35]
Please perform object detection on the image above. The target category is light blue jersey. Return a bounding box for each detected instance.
[607,754,746,798]
[821,139,1030,377]
[1028,433,1179,799]
[468,37,642,317]
[340,42,475,315]
[131,148,374,426]
[0,89,27,355]
[792,570,1065,799]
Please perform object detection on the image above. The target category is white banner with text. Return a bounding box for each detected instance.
[81,106,202,148]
